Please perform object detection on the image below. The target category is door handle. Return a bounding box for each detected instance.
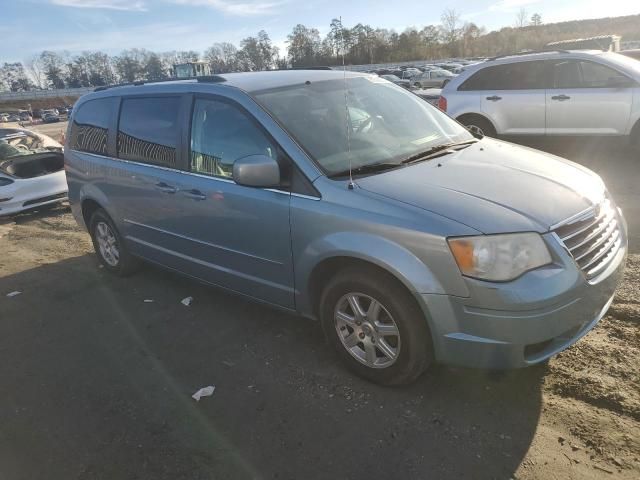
[551,94,571,101]
[155,182,177,194]
[181,189,207,201]
[485,95,502,101]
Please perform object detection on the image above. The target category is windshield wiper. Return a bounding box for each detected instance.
[400,140,478,165]
[328,161,402,179]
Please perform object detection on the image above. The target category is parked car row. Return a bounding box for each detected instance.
[0,111,33,123]
[366,58,485,90]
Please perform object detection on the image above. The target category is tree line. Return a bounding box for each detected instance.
[1,11,639,92]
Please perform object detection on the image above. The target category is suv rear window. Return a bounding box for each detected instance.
[69,97,116,155]
[459,61,545,91]
[117,97,180,168]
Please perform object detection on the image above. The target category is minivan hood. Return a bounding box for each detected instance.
[356,138,605,234]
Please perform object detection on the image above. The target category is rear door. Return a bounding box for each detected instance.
[112,95,193,262]
[473,60,546,135]
[545,59,634,135]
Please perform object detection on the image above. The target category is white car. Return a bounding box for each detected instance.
[0,128,67,216]
[439,50,640,145]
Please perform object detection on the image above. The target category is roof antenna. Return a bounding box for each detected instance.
[339,16,354,190]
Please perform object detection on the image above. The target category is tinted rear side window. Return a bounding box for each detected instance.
[459,61,545,90]
[117,97,180,168]
[69,97,115,155]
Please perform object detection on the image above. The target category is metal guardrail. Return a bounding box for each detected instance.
[0,87,94,101]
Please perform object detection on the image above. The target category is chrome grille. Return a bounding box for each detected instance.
[553,198,622,279]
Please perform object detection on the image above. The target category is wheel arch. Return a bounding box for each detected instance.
[456,112,496,130]
[77,183,118,231]
[296,232,445,321]
[81,198,103,229]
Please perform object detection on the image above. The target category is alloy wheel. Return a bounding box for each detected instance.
[334,292,401,368]
[95,221,120,267]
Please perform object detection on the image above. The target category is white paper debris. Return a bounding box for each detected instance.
[181,296,193,306]
[6,291,21,297]
[144,299,154,303]
[192,385,215,401]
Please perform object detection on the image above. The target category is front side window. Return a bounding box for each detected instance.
[579,61,631,88]
[254,76,472,176]
[69,97,115,155]
[190,98,276,178]
[117,97,180,168]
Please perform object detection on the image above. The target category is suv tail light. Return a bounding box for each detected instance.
[438,96,447,112]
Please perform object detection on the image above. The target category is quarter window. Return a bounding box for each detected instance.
[117,97,180,168]
[189,98,276,179]
[69,97,115,155]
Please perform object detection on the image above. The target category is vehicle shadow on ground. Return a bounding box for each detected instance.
[0,254,543,480]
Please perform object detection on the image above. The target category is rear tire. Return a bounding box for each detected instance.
[319,266,433,385]
[458,114,497,138]
[89,208,139,276]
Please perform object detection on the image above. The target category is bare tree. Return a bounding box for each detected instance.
[440,9,462,56]
[515,8,529,28]
[24,55,47,89]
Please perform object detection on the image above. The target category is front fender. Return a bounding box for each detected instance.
[295,231,448,317]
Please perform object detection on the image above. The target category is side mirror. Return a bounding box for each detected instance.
[232,154,281,188]
[466,125,485,139]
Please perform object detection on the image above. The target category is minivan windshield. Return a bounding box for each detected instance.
[253,76,473,176]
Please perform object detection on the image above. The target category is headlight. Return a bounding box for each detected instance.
[0,177,14,187]
[448,233,552,281]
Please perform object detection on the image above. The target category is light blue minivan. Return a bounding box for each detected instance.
[65,70,627,384]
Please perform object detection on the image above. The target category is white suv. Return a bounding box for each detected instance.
[439,50,640,145]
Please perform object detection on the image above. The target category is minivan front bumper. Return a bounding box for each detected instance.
[421,231,627,369]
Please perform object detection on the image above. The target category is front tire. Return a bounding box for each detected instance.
[89,208,139,276]
[320,266,433,385]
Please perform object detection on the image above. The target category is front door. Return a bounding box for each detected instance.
[545,59,634,135]
[170,96,294,308]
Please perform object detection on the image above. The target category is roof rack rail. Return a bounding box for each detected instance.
[487,49,569,61]
[94,75,226,92]
[276,66,334,71]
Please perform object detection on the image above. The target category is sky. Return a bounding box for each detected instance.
[3,0,639,62]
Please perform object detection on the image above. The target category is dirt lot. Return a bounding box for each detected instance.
[0,138,638,479]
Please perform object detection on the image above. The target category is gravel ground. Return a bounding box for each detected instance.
[0,138,638,479]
